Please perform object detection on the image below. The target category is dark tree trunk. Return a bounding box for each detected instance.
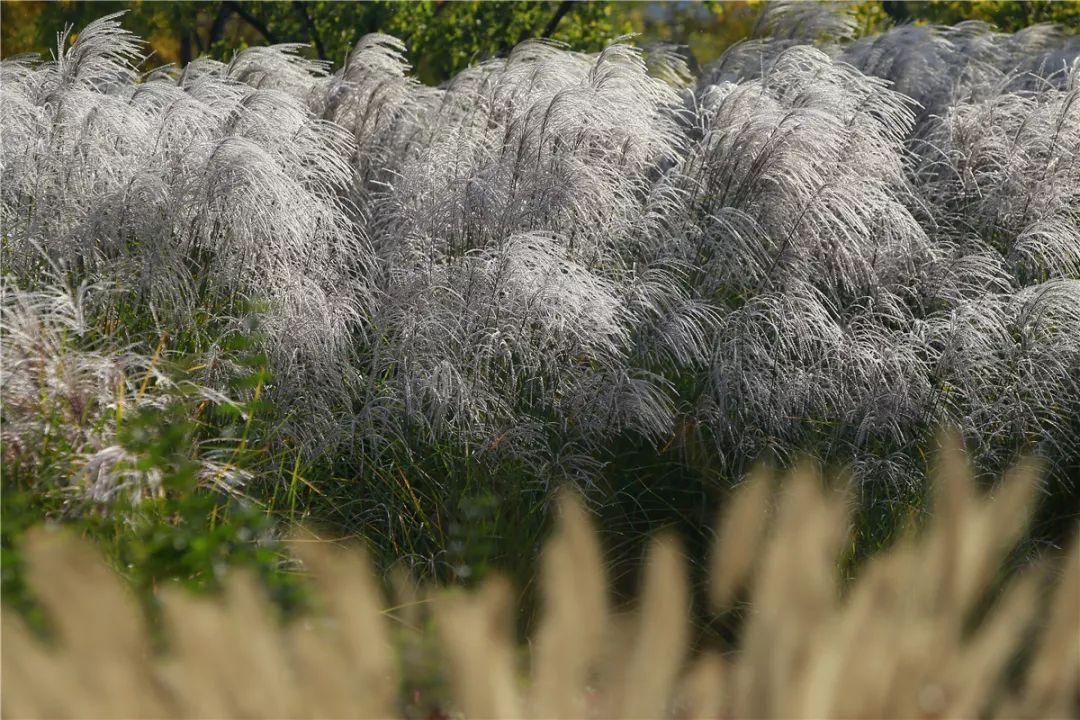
[881,1,910,24]
[293,1,327,61]
[507,1,575,54]
[208,3,233,47]
[180,31,192,66]
[225,1,277,44]
[540,0,575,39]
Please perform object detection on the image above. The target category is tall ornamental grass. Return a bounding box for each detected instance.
[2,6,1078,573]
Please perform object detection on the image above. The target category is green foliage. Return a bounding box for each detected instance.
[1,329,310,633]
[885,0,1080,31]
[6,1,1078,74]
[609,1,763,68]
[567,1,1077,69]
[1,1,631,84]
[4,1,1072,82]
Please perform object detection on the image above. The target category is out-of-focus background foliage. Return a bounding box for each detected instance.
[3,1,1077,85]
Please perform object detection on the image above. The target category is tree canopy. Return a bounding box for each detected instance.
[3,2,1076,86]
[0,1,632,84]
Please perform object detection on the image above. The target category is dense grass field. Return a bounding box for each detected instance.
[1,3,1079,716]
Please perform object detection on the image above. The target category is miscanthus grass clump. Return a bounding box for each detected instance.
[1,274,252,505]
[3,444,1077,718]
[2,6,1078,580]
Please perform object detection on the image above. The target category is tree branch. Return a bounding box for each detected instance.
[208,3,234,48]
[881,1,910,25]
[540,1,575,39]
[225,1,277,44]
[180,31,193,67]
[511,0,575,52]
[293,1,326,61]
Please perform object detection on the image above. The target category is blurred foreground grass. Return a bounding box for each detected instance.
[3,440,1076,719]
